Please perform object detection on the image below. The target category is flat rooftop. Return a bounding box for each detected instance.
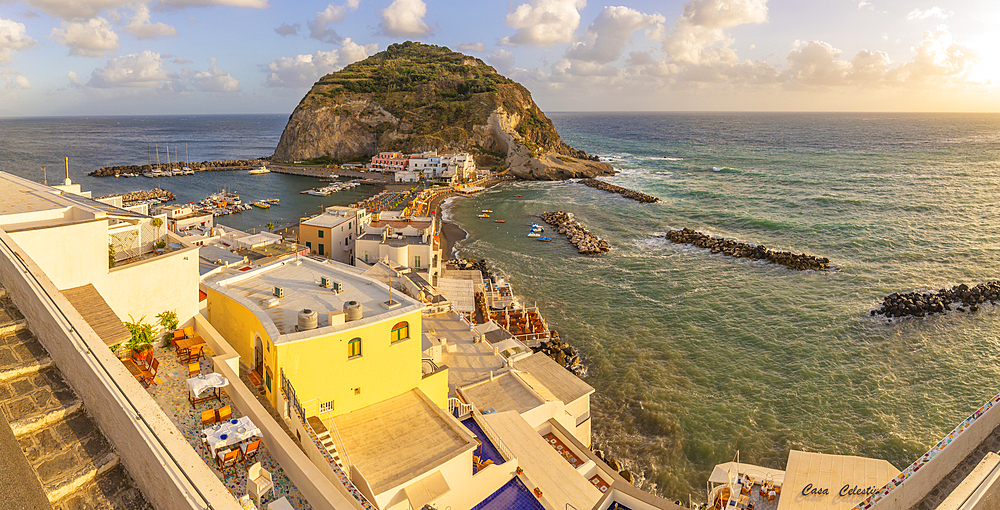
[302,212,354,228]
[423,312,505,392]
[333,389,477,494]
[0,172,145,231]
[459,372,545,414]
[514,353,594,405]
[206,256,422,340]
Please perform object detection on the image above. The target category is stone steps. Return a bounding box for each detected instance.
[307,416,343,467]
[0,295,151,509]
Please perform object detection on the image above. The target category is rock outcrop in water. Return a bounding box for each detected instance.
[539,211,610,255]
[665,228,830,271]
[579,178,659,203]
[273,42,613,181]
[872,282,1000,318]
[89,158,268,177]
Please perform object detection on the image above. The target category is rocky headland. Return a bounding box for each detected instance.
[872,282,1000,318]
[272,42,613,181]
[539,211,611,255]
[665,228,830,271]
[579,178,660,203]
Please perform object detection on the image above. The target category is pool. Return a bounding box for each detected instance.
[462,417,504,472]
[471,477,545,510]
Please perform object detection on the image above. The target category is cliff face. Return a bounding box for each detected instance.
[273,42,614,180]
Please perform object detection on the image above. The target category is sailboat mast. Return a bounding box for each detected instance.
[155,144,160,166]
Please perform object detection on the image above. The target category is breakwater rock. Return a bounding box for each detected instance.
[539,211,611,255]
[532,330,587,377]
[579,178,659,203]
[89,157,269,177]
[665,228,830,271]
[97,188,175,206]
[872,282,1000,318]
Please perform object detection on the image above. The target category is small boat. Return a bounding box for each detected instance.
[182,166,194,175]
[478,213,490,218]
[527,222,538,226]
[527,232,541,238]
[513,194,523,197]
[482,209,492,213]
[538,237,552,242]
[530,225,543,232]
[713,167,730,172]
[253,202,270,209]
[494,220,506,223]
[249,165,270,175]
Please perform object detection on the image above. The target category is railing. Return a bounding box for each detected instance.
[472,406,514,462]
[324,413,353,470]
[0,234,215,509]
[448,397,473,418]
[281,386,377,510]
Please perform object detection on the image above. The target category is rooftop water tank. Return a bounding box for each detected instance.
[344,301,363,322]
[298,309,318,331]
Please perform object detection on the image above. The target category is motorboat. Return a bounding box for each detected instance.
[527,232,541,238]
[478,213,490,218]
[513,194,523,197]
[495,220,506,223]
[482,209,492,213]
[249,165,270,175]
[538,237,552,242]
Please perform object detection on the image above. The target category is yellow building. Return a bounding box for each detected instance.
[202,256,448,418]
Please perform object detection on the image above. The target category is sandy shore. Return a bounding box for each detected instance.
[430,178,507,259]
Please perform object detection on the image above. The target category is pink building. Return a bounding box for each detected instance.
[370,152,409,175]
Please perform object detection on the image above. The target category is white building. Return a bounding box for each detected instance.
[154,203,214,235]
[300,206,367,265]
[355,211,441,284]
[0,171,199,327]
[442,153,476,182]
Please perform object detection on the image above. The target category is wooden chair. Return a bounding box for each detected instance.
[216,404,232,423]
[247,462,273,507]
[183,326,195,338]
[240,438,262,468]
[188,363,200,377]
[216,449,240,480]
[172,329,186,347]
[183,345,203,364]
[139,358,159,387]
[201,409,218,427]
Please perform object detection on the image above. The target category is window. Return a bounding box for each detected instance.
[348,337,362,358]
[306,241,312,249]
[414,255,421,268]
[391,321,409,343]
[318,244,325,256]
[348,222,352,230]
[318,230,324,238]
[319,400,334,413]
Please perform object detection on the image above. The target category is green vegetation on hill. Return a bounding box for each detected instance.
[297,41,572,156]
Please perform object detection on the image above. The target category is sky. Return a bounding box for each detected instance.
[1,0,998,116]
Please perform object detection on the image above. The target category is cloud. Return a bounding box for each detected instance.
[275,22,299,36]
[10,0,268,20]
[896,29,977,84]
[67,70,84,88]
[263,38,377,88]
[51,17,120,57]
[485,49,514,73]
[500,0,585,47]
[171,56,193,64]
[190,57,239,92]
[456,42,486,53]
[566,6,665,64]
[308,0,359,43]
[379,0,431,37]
[664,0,768,65]
[0,18,36,63]
[906,7,952,21]
[126,5,178,39]
[2,70,30,89]
[88,50,170,87]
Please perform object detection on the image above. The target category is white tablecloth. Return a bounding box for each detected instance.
[186,372,229,398]
[204,416,261,458]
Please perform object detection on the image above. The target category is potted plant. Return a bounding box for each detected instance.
[124,315,154,365]
[156,310,179,347]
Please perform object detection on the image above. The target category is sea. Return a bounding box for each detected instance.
[3,112,1000,502]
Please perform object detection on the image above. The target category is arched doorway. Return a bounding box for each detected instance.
[254,334,263,378]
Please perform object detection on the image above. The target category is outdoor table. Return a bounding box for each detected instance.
[122,359,143,380]
[176,335,206,355]
[186,372,228,406]
[203,416,261,459]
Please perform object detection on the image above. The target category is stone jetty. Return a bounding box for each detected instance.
[532,330,587,377]
[89,157,269,177]
[579,178,660,203]
[96,188,175,206]
[539,211,611,255]
[872,281,1000,318]
[665,228,830,271]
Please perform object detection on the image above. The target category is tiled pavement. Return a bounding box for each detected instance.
[144,342,312,509]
